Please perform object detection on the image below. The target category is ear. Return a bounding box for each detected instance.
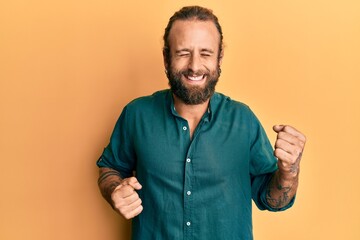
[218,49,224,66]
[163,49,169,70]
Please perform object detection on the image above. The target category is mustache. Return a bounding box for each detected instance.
[179,69,209,76]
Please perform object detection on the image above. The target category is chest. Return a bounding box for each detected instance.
[132,116,252,180]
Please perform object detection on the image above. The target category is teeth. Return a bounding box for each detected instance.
[187,75,203,81]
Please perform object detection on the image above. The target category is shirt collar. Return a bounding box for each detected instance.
[168,90,216,122]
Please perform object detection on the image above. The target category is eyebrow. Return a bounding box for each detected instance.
[200,48,214,53]
[175,48,215,53]
[175,49,191,53]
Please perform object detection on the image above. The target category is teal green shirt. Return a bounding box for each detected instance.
[97,90,294,240]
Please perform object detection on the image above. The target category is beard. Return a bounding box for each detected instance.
[167,67,220,105]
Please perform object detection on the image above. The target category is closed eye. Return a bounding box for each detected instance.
[175,50,191,57]
[201,49,214,57]
[201,53,212,57]
[178,53,190,57]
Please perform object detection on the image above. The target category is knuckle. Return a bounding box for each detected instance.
[283,125,291,132]
[111,186,122,196]
[279,160,288,168]
[134,198,142,206]
[128,176,137,183]
[121,178,129,186]
[118,207,127,216]
[113,200,124,210]
[277,131,285,138]
[122,186,135,195]
[289,157,297,165]
[299,132,306,142]
[274,149,280,158]
[292,147,300,155]
[111,192,120,202]
[294,147,303,156]
[122,177,134,185]
[134,205,143,217]
[132,192,140,201]
[274,148,282,156]
[126,185,135,192]
[299,139,306,148]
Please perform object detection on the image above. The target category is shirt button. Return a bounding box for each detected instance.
[186,221,191,226]
[187,191,191,196]
[183,126,187,131]
[186,158,191,163]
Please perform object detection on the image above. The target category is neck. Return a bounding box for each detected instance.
[173,94,210,121]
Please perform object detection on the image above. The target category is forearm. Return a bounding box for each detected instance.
[266,170,299,209]
[267,125,305,209]
[98,167,123,207]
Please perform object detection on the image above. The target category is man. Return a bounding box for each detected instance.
[97,6,306,240]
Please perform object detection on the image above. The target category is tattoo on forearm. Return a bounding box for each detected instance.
[98,170,122,206]
[99,180,122,208]
[290,152,302,174]
[105,181,121,199]
[266,175,293,208]
[98,170,121,185]
[297,152,303,161]
[290,164,299,174]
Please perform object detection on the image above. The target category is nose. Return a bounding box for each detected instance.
[188,53,201,73]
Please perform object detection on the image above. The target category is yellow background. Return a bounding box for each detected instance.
[1,0,359,239]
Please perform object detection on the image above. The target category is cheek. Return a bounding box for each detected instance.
[170,59,189,71]
[205,59,220,71]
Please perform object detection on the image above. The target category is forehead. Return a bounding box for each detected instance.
[168,20,220,51]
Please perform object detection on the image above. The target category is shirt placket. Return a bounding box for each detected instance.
[181,117,208,240]
[179,120,193,240]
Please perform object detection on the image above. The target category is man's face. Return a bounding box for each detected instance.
[165,20,222,105]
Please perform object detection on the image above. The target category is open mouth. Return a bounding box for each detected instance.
[185,74,206,82]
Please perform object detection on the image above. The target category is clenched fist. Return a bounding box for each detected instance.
[112,177,143,219]
[273,125,306,180]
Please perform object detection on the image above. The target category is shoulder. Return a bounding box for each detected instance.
[211,92,252,114]
[125,89,169,111]
[210,92,262,128]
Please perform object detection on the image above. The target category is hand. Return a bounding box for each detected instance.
[273,125,306,180]
[111,177,143,219]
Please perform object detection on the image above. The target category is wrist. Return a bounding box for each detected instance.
[277,169,299,186]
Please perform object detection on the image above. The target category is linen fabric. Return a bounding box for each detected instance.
[97,90,294,240]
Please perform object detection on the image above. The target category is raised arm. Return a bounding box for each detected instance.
[266,125,306,209]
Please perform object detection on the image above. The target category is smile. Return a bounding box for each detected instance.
[185,74,205,81]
